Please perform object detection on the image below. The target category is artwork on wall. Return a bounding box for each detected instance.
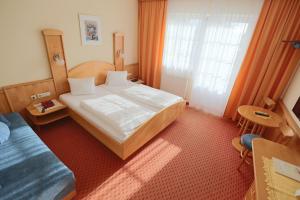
[79,14,101,46]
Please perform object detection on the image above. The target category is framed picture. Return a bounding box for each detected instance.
[79,14,101,46]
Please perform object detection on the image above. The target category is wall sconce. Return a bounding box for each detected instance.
[116,49,125,59]
[282,40,300,49]
[53,53,65,65]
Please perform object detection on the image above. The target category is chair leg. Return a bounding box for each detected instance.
[237,116,243,127]
[237,149,249,171]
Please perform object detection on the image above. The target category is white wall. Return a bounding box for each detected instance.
[0,0,138,87]
[283,63,300,127]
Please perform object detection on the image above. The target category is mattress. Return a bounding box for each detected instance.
[0,112,75,200]
[60,85,159,143]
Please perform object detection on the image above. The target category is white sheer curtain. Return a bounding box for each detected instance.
[161,0,263,116]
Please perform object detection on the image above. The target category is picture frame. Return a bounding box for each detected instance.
[79,14,101,46]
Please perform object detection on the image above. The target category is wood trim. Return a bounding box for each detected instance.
[3,79,54,89]
[63,190,76,200]
[42,29,64,36]
[0,90,11,113]
[278,100,300,137]
[123,100,186,158]
[42,29,69,95]
[65,100,186,160]
[113,32,125,71]
[0,79,56,115]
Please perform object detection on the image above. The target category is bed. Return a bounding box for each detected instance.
[0,112,75,200]
[60,61,186,160]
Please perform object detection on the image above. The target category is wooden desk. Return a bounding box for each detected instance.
[232,105,283,152]
[246,138,300,200]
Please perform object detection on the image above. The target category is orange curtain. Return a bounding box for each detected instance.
[138,0,167,88]
[224,0,300,120]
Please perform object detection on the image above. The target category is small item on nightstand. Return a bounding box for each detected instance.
[33,99,63,113]
[41,100,55,109]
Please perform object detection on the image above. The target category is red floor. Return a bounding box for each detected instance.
[38,108,253,200]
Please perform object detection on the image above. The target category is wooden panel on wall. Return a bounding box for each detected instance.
[113,32,125,71]
[42,29,69,95]
[3,79,56,114]
[0,90,11,114]
[125,63,139,80]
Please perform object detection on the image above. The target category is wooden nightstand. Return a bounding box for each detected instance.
[26,99,68,129]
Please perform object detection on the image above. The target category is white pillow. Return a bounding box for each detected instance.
[68,77,96,95]
[105,71,128,86]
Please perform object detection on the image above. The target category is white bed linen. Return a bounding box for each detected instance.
[106,81,183,109]
[80,95,155,135]
[59,85,158,143]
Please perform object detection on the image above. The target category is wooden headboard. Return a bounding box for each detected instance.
[68,61,116,86]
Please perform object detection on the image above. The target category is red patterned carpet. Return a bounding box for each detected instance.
[38,108,253,200]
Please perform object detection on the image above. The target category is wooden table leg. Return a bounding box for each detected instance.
[259,126,266,136]
[239,119,247,135]
[237,116,243,127]
[251,123,258,134]
[241,120,250,135]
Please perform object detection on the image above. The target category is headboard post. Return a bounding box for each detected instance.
[113,32,125,71]
[42,29,69,96]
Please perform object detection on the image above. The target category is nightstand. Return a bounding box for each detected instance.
[26,99,68,129]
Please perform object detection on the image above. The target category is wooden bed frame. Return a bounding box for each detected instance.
[63,61,186,160]
[63,190,76,200]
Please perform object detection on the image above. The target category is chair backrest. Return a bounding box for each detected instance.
[262,97,276,110]
[279,122,295,138]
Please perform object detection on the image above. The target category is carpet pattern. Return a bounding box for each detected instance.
[38,108,253,200]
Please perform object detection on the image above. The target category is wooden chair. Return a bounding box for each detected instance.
[237,123,295,170]
[237,134,261,170]
[276,122,295,145]
[237,97,276,133]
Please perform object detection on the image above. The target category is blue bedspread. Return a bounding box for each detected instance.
[0,113,75,200]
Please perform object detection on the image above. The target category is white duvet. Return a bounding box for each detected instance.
[120,84,183,109]
[80,94,155,135]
